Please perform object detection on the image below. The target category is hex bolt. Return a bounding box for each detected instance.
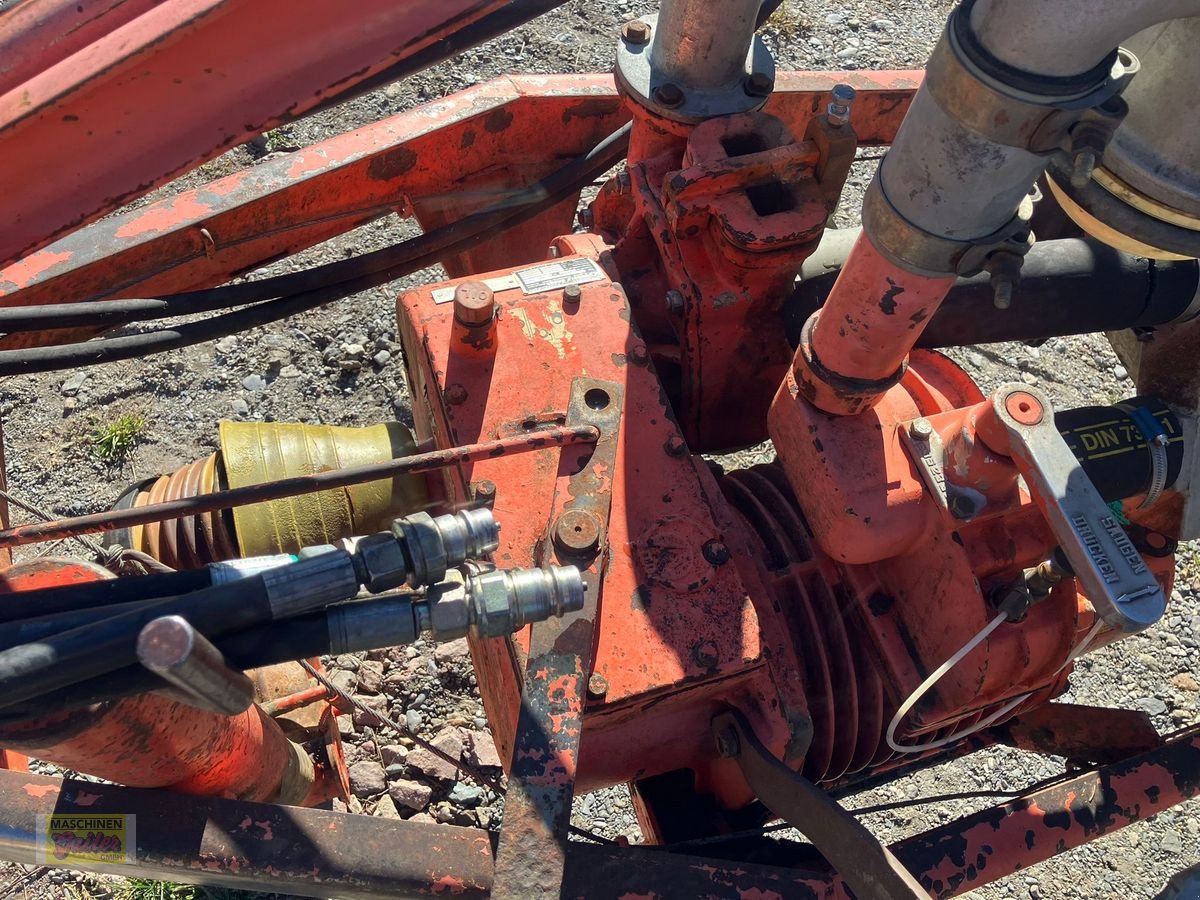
[563,283,583,306]
[587,673,609,700]
[665,290,685,314]
[472,479,497,508]
[390,507,501,588]
[653,82,685,108]
[553,508,604,555]
[453,280,496,327]
[1070,149,1097,190]
[665,433,687,457]
[744,71,773,97]
[577,207,595,229]
[827,83,857,127]
[909,418,934,440]
[621,19,651,45]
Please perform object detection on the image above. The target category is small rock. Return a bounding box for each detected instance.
[215,336,239,354]
[406,728,464,782]
[449,782,484,808]
[1170,672,1200,693]
[348,760,387,797]
[434,638,471,663]
[60,372,88,396]
[406,709,423,733]
[336,653,361,671]
[279,364,302,378]
[463,730,503,769]
[336,714,356,738]
[230,398,250,416]
[389,778,433,811]
[373,794,402,819]
[357,660,385,694]
[381,744,409,767]
[1162,829,1185,853]
[408,812,437,825]
[1114,364,1129,381]
[329,669,359,695]
[1134,696,1168,717]
[372,350,393,367]
[1020,372,1039,386]
[385,763,406,778]
[241,374,267,391]
[353,695,389,727]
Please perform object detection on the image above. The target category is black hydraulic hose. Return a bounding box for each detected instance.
[786,231,1200,349]
[0,593,419,723]
[0,122,632,372]
[0,566,211,625]
[0,575,276,710]
[0,599,164,652]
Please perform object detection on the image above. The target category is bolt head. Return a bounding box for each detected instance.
[622,19,651,45]
[702,540,731,566]
[745,72,773,97]
[553,508,604,555]
[653,82,685,108]
[665,433,687,457]
[471,480,497,508]
[587,673,609,699]
[831,83,858,104]
[665,290,684,314]
[909,418,934,440]
[563,283,583,305]
[444,383,469,406]
[577,207,594,229]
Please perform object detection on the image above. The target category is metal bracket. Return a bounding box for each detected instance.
[492,377,623,900]
[712,709,927,900]
[979,384,1165,633]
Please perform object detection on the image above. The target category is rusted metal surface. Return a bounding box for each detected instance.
[891,723,1200,898]
[0,426,598,549]
[0,0,536,268]
[713,709,926,899]
[997,702,1164,767]
[0,769,494,899]
[398,240,803,812]
[0,559,333,806]
[0,75,628,350]
[492,378,622,898]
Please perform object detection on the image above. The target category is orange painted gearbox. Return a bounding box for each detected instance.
[396,233,1179,837]
[390,97,1179,839]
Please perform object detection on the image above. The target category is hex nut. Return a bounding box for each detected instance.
[354,532,409,593]
[427,570,471,640]
[468,569,515,638]
[393,512,449,587]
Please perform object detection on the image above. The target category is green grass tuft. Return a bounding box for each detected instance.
[91,414,146,463]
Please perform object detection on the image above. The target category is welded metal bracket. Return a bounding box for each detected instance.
[492,377,623,900]
[712,709,927,900]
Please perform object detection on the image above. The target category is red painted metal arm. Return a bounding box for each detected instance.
[0,0,515,268]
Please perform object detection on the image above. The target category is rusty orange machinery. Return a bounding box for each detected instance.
[0,559,348,807]
[395,96,1183,840]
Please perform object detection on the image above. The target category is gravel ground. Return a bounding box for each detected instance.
[1,1,1198,898]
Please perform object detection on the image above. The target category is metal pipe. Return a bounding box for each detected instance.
[788,0,1200,413]
[0,425,599,549]
[969,0,1200,78]
[650,0,761,92]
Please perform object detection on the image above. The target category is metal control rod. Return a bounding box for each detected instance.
[0,425,598,548]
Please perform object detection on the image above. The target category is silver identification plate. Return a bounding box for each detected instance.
[432,258,605,304]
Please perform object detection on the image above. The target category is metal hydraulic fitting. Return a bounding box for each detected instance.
[346,508,501,593]
[419,564,585,642]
